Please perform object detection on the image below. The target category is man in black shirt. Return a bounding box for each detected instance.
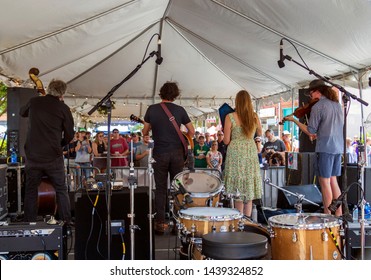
[20,79,74,223]
[142,82,195,234]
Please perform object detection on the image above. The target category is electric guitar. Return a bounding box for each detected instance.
[130,114,194,165]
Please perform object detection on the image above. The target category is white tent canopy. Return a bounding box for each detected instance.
[1,0,371,123]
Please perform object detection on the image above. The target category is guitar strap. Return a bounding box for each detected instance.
[160,102,188,156]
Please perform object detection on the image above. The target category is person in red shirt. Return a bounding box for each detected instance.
[110,128,129,167]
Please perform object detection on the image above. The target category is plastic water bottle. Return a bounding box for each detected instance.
[352,206,359,222]
[252,204,258,223]
[10,149,17,164]
[364,202,371,220]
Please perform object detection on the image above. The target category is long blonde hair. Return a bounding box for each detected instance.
[235,90,258,137]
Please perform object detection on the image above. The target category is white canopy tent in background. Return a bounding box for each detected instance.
[1,0,371,135]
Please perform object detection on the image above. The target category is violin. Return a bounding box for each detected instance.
[279,98,319,125]
[29,67,46,95]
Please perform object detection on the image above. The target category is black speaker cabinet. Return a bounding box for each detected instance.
[285,152,317,186]
[298,89,316,152]
[277,184,323,212]
[0,165,7,220]
[338,166,371,206]
[6,166,25,215]
[7,87,37,158]
[0,222,65,260]
[346,222,371,260]
[74,187,154,260]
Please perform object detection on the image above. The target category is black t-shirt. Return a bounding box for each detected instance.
[262,139,286,153]
[144,102,191,155]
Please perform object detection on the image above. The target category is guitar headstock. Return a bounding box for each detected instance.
[130,114,144,124]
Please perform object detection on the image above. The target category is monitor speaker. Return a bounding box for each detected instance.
[7,87,37,158]
[338,166,371,206]
[74,187,154,260]
[277,184,323,212]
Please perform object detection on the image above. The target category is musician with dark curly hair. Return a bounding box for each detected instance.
[142,81,195,234]
[284,79,343,216]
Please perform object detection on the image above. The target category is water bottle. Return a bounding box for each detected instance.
[252,204,258,223]
[10,148,17,164]
[352,206,359,222]
[364,202,371,220]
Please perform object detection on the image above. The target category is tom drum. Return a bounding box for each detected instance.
[172,170,222,209]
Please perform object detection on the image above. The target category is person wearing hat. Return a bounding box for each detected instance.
[282,130,292,152]
[284,79,344,217]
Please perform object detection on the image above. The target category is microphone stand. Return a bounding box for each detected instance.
[264,178,319,213]
[127,139,138,260]
[88,50,159,260]
[147,139,155,260]
[355,141,367,260]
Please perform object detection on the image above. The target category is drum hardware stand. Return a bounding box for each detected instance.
[127,139,139,260]
[227,189,241,209]
[147,139,155,260]
[264,178,319,213]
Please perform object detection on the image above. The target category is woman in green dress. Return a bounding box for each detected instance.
[223,90,263,217]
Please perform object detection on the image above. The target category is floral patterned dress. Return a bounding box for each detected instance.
[224,113,262,200]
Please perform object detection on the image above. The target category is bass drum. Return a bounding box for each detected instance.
[172,170,222,210]
[269,213,342,260]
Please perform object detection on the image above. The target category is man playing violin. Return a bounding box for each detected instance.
[283,79,343,217]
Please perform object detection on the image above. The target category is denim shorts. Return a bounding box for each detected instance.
[315,152,342,178]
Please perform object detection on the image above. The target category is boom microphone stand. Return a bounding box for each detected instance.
[147,139,155,260]
[127,139,139,260]
[88,34,162,259]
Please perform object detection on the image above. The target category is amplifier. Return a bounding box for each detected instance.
[0,222,66,260]
[0,165,8,220]
[345,222,371,260]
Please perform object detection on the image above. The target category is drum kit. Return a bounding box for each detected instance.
[168,168,345,260]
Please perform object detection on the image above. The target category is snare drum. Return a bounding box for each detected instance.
[269,213,342,260]
[178,207,242,237]
[172,170,222,209]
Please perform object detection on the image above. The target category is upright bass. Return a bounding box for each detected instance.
[29,68,57,216]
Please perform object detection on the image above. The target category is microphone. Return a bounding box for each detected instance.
[155,36,163,65]
[328,186,350,215]
[277,39,285,68]
[175,179,193,205]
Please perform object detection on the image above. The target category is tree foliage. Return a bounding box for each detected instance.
[0,82,7,117]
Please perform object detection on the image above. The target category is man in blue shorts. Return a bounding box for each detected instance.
[284,79,343,217]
